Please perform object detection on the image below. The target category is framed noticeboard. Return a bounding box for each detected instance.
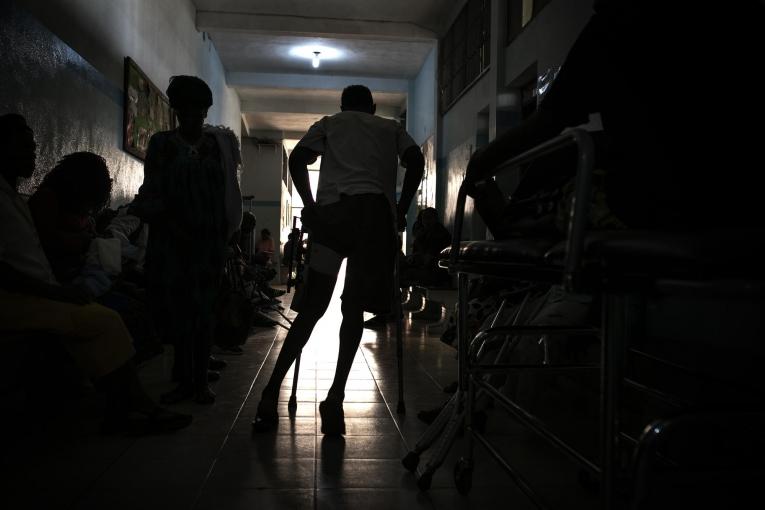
[123,57,175,160]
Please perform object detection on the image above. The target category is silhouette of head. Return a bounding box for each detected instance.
[40,151,112,215]
[421,207,438,228]
[241,211,256,232]
[341,85,376,115]
[0,113,36,180]
[167,75,213,134]
[261,228,271,240]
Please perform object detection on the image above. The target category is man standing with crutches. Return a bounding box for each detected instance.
[252,84,424,435]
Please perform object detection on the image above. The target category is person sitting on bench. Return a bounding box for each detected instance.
[252,85,424,435]
[0,113,191,435]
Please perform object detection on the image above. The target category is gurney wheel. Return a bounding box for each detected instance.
[454,458,473,495]
[401,451,420,472]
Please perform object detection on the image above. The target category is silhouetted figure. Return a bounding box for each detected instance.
[131,76,242,405]
[252,85,425,434]
[405,207,451,286]
[254,227,275,265]
[27,152,163,364]
[0,113,191,435]
[467,1,765,231]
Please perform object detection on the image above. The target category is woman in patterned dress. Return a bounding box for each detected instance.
[131,76,241,404]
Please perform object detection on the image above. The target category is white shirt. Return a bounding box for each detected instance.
[0,176,58,285]
[296,111,417,206]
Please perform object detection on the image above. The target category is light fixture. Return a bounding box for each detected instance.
[289,45,342,69]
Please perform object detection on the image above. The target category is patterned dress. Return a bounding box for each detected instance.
[133,130,228,386]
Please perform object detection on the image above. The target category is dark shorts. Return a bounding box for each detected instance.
[294,193,396,315]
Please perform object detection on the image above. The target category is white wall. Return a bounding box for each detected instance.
[240,140,284,281]
[503,0,593,87]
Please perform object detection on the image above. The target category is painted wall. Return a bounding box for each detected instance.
[240,140,284,281]
[503,0,593,88]
[407,47,437,147]
[436,0,594,239]
[1,0,240,205]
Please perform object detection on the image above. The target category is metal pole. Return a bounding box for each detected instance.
[395,237,406,414]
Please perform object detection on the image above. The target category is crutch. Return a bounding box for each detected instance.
[394,234,406,415]
[286,216,306,417]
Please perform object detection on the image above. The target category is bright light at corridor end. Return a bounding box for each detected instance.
[289,45,341,69]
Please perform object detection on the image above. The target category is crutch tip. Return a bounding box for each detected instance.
[287,396,298,417]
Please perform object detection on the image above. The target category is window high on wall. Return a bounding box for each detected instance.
[438,0,491,112]
[506,0,552,45]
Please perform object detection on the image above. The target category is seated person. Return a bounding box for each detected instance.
[281,231,297,266]
[27,152,162,365]
[402,207,451,286]
[254,228,275,265]
[363,208,451,328]
[0,113,191,434]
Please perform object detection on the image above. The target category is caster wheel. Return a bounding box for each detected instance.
[287,396,298,418]
[417,471,433,491]
[401,451,420,472]
[454,458,473,495]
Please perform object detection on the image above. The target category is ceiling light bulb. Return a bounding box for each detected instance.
[312,52,320,68]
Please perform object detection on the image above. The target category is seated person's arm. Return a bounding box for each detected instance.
[0,262,89,304]
[398,146,425,230]
[466,112,565,188]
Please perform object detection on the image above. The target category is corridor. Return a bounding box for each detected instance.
[3,270,595,509]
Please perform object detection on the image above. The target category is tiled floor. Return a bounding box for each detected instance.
[1,265,599,509]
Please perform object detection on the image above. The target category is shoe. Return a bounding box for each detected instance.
[194,385,216,405]
[160,384,195,405]
[102,407,193,436]
[252,397,278,433]
[319,398,346,436]
[208,370,221,382]
[209,357,227,370]
[417,399,449,424]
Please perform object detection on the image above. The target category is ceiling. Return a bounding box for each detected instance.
[240,88,407,135]
[192,0,457,33]
[211,33,434,77]
[192,0,454,136]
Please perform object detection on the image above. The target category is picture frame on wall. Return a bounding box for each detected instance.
[122,57,174,160]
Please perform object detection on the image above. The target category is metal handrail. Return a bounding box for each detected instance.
[448,129,595,291]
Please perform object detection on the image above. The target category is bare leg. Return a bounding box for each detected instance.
[327,300,365,401]
[261,269,336,400]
